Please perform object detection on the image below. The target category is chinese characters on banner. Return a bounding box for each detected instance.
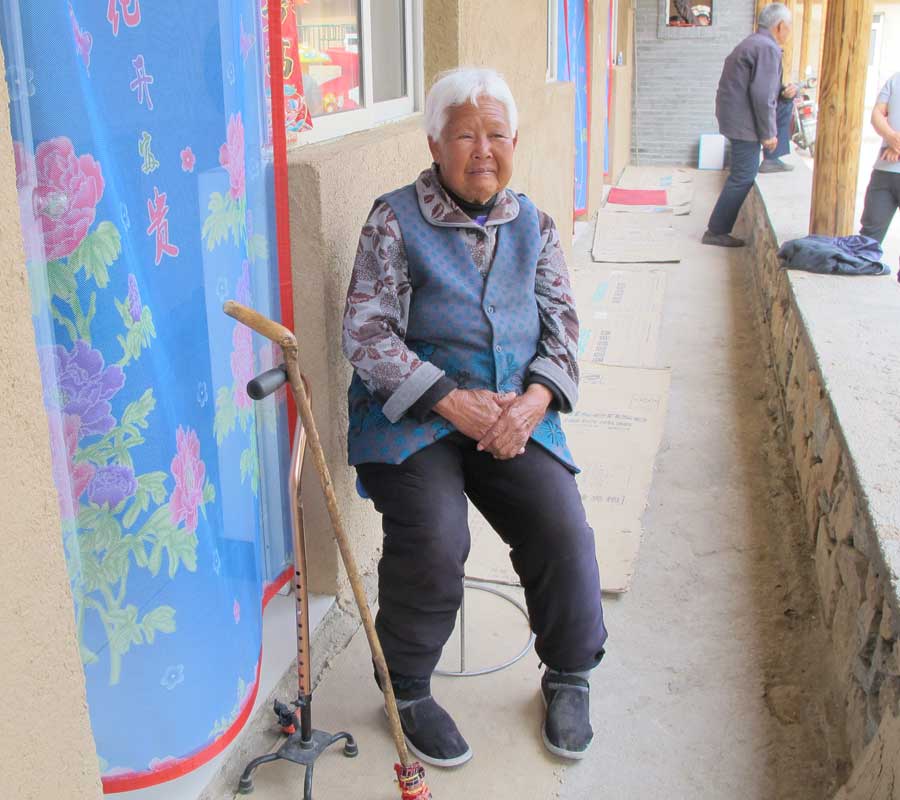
[260,0,312,145]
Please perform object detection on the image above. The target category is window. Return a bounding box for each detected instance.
[291,0,421,144]
[658,0,716,39]
[666,1,712,27]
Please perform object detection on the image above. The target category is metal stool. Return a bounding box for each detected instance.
[434,578,535,678]
[355,478,535,679]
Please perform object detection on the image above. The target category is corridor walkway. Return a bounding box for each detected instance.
[560,168,843,799]
[231,170,844,800]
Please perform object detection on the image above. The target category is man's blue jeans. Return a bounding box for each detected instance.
[707,139,762,235]
[764,98,794,161]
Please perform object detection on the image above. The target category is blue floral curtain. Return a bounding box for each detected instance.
[558,0,589,214]
[2,0,292,789]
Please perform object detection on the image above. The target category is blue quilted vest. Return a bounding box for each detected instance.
[347,184,576,471]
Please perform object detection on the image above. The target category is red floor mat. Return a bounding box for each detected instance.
[607,187,669,206]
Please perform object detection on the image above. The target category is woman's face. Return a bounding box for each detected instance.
[428,97,518,204]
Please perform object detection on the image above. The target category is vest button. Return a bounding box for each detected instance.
[495,344,502,352]
[487,305,495,314]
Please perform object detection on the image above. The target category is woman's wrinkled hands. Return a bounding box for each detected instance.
[477,384,553,460]
[434,388,517,442]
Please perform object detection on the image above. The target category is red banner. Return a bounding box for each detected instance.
[260,0,312,145]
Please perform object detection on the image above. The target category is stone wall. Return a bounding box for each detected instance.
[742,179,900,786]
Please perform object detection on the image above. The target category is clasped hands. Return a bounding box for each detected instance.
[434,384,554,460]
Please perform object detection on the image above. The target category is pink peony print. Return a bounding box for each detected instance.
[13,141,33,190]
[12,142,45,263]
[218,113,245,200]
[148,756,180,771]
[233,599,240,624]
[231,322,255,410]
[180,146,195,173]
[32,137,104,260]
[169,426,206,534]
[47,412,95,521]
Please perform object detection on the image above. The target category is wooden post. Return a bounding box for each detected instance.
[799,0,814,78]
[782,0,796,80]
[809,0,874,235]
[817,0,828,77]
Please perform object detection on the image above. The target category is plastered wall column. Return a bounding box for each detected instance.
[0,43,103,800]
[458,0,576,246]
[588,0,611,213]
[610,0,635,181]
[424,0,462,87]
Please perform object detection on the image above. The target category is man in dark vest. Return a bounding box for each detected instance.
[703,3,793,247]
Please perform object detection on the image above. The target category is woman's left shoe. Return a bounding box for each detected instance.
[540,670,594,760]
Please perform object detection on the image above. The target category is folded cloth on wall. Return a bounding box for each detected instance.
[777,235,891,276]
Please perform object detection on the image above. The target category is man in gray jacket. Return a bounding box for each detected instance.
[703,4,793,247]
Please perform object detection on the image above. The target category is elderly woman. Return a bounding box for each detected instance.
[342,68,607,766]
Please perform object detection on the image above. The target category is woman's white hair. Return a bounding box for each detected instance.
[424,67,518,140]
[758,3,791,29]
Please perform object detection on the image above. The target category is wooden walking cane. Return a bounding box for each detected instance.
[224,300,432,800]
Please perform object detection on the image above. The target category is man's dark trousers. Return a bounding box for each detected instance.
[708,138,763,235]
[860,168,900,244]
[356,432,608,689]
[763,98,793,161]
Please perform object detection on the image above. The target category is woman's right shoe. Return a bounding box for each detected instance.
[393,695,473,768]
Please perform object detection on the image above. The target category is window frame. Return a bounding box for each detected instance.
[657,0,718,39]
[296,0,421,145]
[546,0,560,82]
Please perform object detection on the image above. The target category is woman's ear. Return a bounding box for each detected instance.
[428,136,441,165]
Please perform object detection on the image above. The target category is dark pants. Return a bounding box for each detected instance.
[860,169,900,244]
[707,138,762,235]
[357,433,608,691]
[763,98,794,161]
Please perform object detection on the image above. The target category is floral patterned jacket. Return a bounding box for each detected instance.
[342,166,580,423]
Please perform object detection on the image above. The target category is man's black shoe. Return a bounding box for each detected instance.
[394,695,473,768]
[759,158,795,173]
[541,670,593,760]
[702,230,746,248]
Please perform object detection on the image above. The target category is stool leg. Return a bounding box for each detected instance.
[460,578,466,673]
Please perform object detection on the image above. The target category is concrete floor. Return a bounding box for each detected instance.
[560,169,845,799]
[231,171,845,800]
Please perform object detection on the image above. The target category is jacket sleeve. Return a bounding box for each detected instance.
[749,43,782,140]
[341,202,447,423]
[527,211,580,412]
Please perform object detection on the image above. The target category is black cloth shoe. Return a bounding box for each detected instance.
[702,230,746,248]
[758,158,795,173]
[541,670,593,760]
[395,696,473,768]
